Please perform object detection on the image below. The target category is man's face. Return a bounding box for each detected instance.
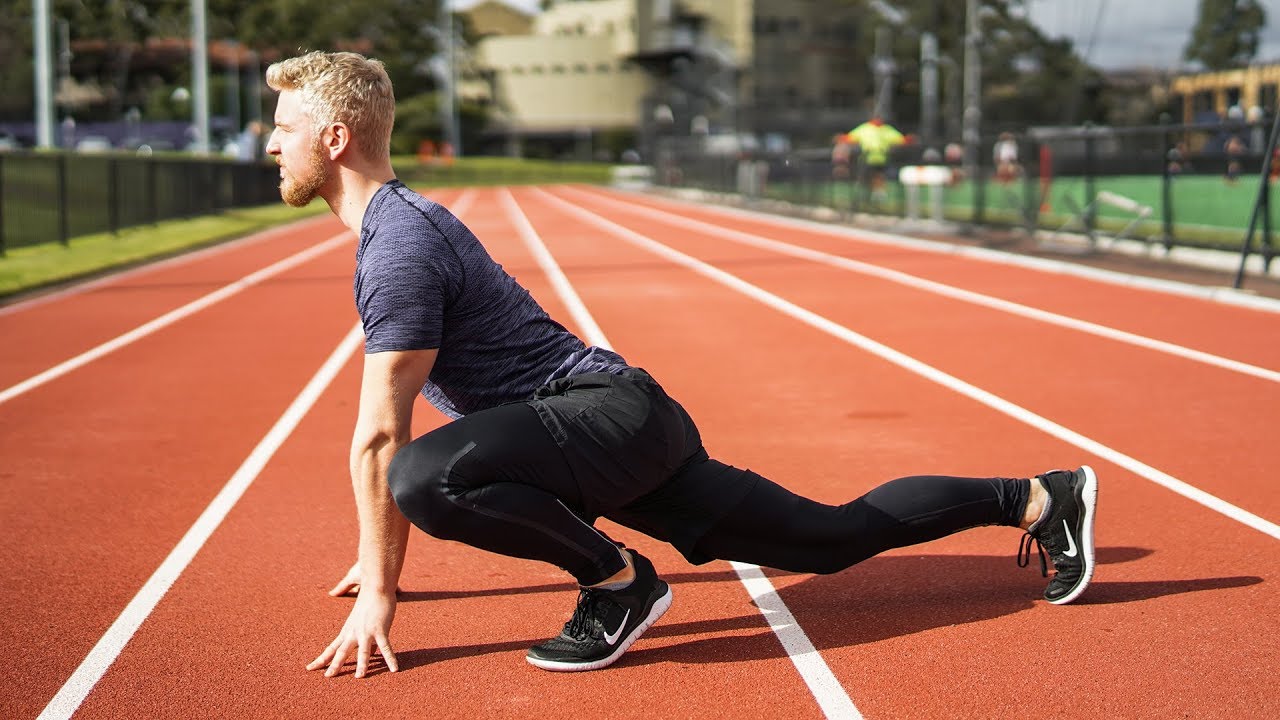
[265,90,329,207]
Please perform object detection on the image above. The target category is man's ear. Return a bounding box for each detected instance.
[323,123,352,160]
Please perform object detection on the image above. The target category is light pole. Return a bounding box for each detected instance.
[191,0,210,154]
[33,0,55,148]
[439,0,461,157]
[962,0,981,177]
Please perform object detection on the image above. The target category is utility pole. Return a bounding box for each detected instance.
[191,0,210,154]
[440,0,462,157]
[33,0,54,148]
[920,32,939,152]
[962,0,981,176]
[871,26,896,120]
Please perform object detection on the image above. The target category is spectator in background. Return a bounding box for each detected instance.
[236,121,265,162]
[1225,134,1245,185]
[993,132,1021,184]
[846,114,907,203]
[830,133,853,180]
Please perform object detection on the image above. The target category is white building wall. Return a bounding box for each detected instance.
[478,34,650,132]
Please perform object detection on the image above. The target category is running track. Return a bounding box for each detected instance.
[2,185,1277,719]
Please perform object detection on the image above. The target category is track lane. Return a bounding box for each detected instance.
[547,187,1280,526]
[0,213,347,390]
[509,186,1279,718]
[572,186,1280,371]
[0,231,365,718]
[69,187,826,719]
[13,185,1276,719]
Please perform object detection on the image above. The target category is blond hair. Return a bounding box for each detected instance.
[266,51,395,159]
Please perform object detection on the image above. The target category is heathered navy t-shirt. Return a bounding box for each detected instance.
[354,180,630,418]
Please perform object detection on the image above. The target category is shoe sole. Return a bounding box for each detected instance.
[1048,465,1098,605]
[526,584,673,672]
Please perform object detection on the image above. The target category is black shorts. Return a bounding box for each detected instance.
[528,368,757,562]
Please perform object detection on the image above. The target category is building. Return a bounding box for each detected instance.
[1167,62,1280,124]
[463,0,871,159]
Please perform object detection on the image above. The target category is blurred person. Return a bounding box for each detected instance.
[236,121,265,162]
[1225,134,1245,185]
[993,132,1021,184]
[265,50,1100,679]
[831,133,853,180]
[846,113,908,202]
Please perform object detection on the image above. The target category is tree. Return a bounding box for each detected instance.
[1184,0,1268,70]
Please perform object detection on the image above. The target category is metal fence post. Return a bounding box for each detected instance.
[1023,138,1039,235]
[108,157,120,236]
[1161,117,1175,251]
[0,154,6,257]
[1084,127,1097,244]
[57,154,69,246]
[1262,175,1274,272]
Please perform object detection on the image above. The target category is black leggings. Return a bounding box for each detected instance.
[387,401,1030,586]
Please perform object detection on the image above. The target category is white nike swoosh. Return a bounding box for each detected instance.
[1062,519,1079,558]
[603,609,630,646]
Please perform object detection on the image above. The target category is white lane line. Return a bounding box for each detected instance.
[594,185,1280,315]
[534,188,1280,543]
[562,187,1280,384]
[0,212,336,317]
[37,322,365,720]
[0,232,351,407]
[35,188,476,717]
[732,563,864,720]
[498,188,611,345]
[502,190,862,720]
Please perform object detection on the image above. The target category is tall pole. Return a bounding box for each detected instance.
[962,0,981,176]
[440,0,462,156]
[247,49,262,125]
[920,32,938,152]
[191,0,210,154]
[33,0,55,148]
[226,41,241,135]
[871,26,895,120]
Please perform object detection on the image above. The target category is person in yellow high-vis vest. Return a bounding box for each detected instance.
[846,114,907,201]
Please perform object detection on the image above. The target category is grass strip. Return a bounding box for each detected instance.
[0,202,328,299]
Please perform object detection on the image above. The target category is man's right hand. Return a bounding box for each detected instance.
[328,560,401,597]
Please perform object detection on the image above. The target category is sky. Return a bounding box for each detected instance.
[465,0,1280,71]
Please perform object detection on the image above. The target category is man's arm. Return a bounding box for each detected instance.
[307,348,437,679]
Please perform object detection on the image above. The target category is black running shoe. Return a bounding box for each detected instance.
[1018,465,1098,605]
[526,550,672,672]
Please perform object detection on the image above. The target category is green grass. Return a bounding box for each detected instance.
[0,202,328,299]
[770,174,1279,250]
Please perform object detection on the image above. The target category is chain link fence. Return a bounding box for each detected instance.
[0,152,280,256]
[651,120,1277,271]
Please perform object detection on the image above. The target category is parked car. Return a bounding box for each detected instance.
[75,135,114,153]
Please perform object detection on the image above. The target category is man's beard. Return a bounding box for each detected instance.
[280,141,328,207]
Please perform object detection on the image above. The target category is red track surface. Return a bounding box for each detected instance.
[2,185,1277,719]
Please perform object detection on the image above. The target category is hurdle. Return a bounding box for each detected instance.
[1053,188,1154,248]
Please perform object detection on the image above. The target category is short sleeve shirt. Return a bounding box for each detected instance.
[355,181,630,418]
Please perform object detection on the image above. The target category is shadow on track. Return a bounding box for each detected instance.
[388,546,1261,673]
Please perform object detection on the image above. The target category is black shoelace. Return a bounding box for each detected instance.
[1017,533,1049,578]
[564,589,605,641]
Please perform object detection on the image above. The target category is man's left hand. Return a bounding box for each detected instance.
[307,587,399,678]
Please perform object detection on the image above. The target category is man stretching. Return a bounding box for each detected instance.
[263,51,1099,678]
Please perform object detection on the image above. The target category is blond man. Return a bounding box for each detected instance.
[265,51,1098,679]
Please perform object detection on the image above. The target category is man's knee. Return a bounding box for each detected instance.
[387,439,469,538]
